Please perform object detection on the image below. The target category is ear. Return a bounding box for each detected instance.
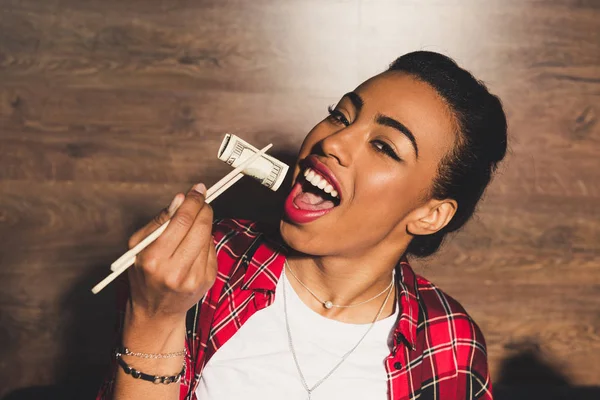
[406,199,458,236]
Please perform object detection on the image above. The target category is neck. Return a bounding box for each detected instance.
[285,244,406,324]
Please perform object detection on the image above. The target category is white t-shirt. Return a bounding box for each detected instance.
[196,269,399,400]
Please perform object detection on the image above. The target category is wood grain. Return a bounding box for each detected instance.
[0,0,599,397]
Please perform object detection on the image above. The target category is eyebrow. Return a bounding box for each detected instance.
[376,114,419,159]
[342,91,419,159]
[343,91,364,112]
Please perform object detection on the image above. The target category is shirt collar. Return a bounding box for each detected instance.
[241,229,420,350]
[241,227,287,291]
[393,258,420,351]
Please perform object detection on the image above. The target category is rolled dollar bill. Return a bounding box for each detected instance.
[217,134,289,191]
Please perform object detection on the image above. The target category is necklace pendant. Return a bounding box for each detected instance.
[323,301,333,309]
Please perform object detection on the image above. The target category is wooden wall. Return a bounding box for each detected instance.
[0,0,598,398]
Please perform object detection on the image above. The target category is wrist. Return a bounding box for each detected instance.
[123,306,187,353]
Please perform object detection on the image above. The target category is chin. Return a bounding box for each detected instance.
[278,218,336,257]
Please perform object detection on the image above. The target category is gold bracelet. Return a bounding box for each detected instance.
[117,346,186,359]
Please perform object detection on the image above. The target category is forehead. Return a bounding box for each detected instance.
[354,71,457,162]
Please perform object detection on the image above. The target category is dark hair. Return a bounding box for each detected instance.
[388,51,508,258]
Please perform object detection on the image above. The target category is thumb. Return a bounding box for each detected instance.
[166,193,185,218]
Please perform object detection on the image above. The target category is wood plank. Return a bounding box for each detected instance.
[0,83,598,202]
[1,0,599,396]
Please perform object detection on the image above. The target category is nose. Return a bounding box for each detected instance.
[319,127,360,168]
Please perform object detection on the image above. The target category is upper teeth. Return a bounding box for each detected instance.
[303,168,339,198]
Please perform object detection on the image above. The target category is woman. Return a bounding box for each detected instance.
[98,51,507,400]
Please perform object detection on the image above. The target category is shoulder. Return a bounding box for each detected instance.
[415,275,488,358]
[211,218,260,260]
[211,218,279,273]
[212,218,261,243]
[414,275,493,398]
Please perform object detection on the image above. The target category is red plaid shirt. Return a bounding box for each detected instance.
[98,219,492,400]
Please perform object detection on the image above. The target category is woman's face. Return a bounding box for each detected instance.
[280,71,457,257]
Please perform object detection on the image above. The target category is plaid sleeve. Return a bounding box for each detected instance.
[413,278,494,400]
[444,300,493,400]
[459,320,493,399]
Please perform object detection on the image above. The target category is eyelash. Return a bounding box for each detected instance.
[326,106,401,162]
[327,105,350,126]
[372,140,401,161]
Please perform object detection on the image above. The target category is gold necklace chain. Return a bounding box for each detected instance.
[285,260,395,309]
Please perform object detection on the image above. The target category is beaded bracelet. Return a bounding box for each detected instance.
[115,350,185,385]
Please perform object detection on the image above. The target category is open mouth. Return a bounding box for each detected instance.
[283,157,343,224]
[293,167,341,211]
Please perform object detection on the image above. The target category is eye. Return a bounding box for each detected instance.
[372,140,401,161]
[327,105,350,127]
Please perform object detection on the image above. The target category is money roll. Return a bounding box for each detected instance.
[217,134,289,191]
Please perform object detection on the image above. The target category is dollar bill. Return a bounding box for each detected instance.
[217,134,289,191]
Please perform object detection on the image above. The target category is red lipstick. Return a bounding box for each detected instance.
[283,155,342,225]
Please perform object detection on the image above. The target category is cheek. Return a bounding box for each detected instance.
[353,167,422,218]
[360,171,402,205]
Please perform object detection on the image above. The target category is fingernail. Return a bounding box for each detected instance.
[192,183,206,195]
[167,195,183,215]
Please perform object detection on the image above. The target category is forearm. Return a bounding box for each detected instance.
[113,308,187,400]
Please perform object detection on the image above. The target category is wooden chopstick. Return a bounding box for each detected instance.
[92,143,273,294]
[205,173,244,203]
[109,173,245,272]
[109,145,269,272]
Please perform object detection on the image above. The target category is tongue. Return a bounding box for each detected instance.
[294,190,335,211]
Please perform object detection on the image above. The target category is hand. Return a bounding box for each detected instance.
[126,183,217,323]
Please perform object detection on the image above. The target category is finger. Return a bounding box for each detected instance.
[155,183,208,255]
[179,240,217,296]
[172,201,214,266]
[203,241,218,289]
[128,193,185,249]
